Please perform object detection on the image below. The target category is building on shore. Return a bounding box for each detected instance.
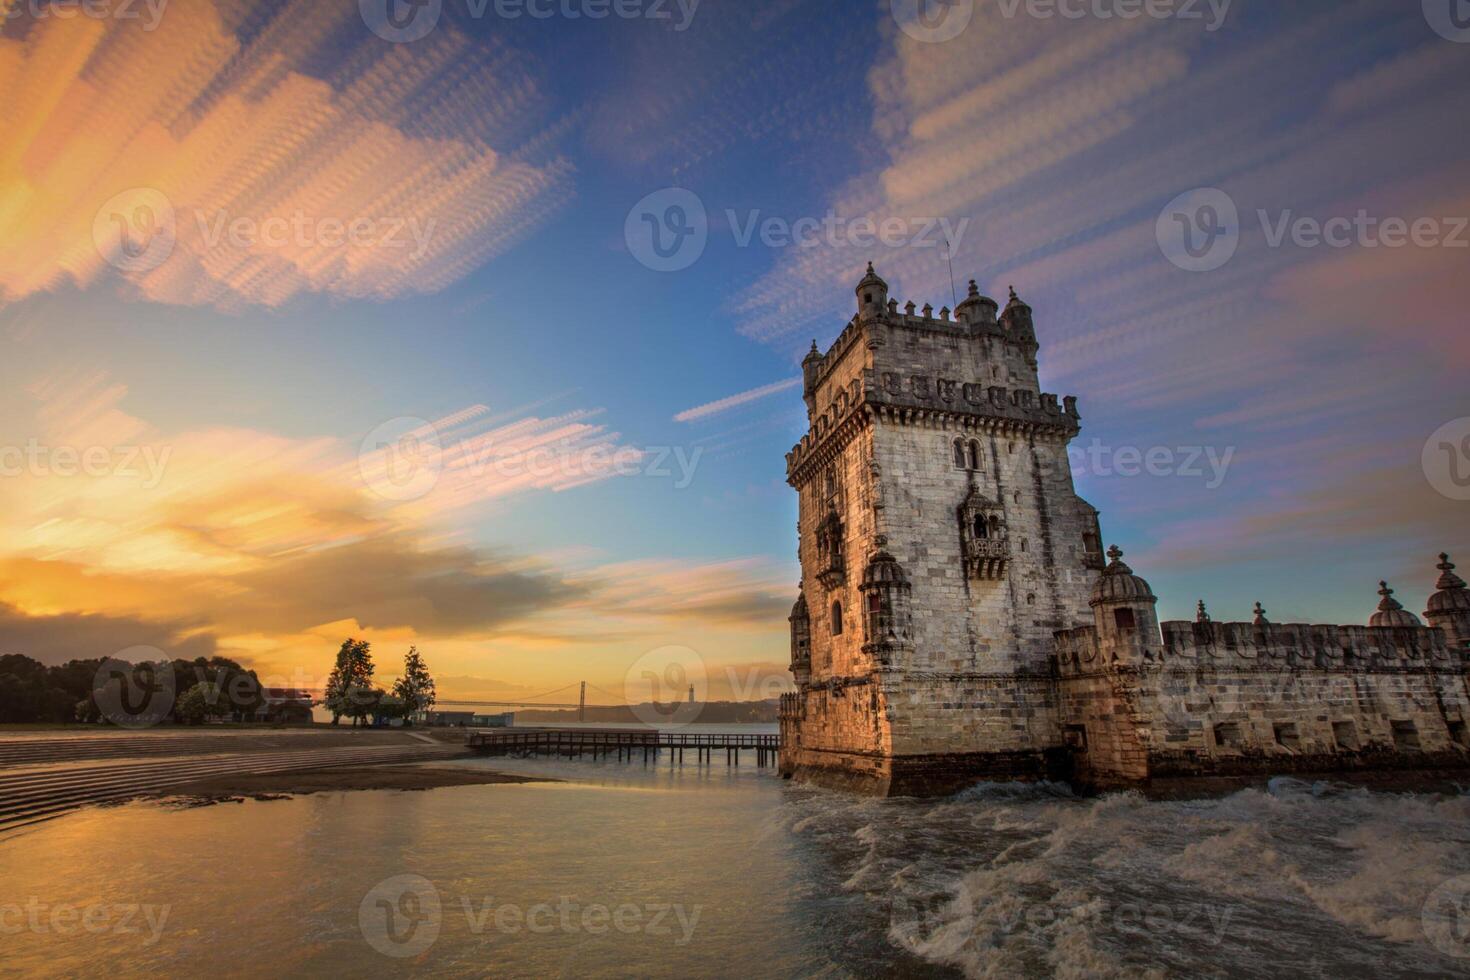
[778,266,1470,795]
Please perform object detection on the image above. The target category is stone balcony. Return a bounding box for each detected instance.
[965,538,1011,580]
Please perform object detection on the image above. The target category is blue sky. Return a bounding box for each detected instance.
[0,0,1466,695]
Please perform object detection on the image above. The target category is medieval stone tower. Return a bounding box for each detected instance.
[778,267,1470,797]
[780,265,1104,794]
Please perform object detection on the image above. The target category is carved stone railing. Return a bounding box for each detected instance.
[965,538,1010,580]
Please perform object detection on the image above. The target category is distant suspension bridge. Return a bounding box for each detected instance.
[302,682,694,720]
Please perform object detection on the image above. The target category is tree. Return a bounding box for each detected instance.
[176,682,226,725]
[324,639,376,725]
[392,647,437,724]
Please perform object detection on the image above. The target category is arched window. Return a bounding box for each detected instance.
[973,515,988,539]
[967,440,981,470]
[1026,593,1036,606]
[953,439,966,469]
[831,601,844,636]
[1020,538,1029,553]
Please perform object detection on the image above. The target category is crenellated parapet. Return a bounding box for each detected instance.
[1159,620,1460,672]
[1055,620,1462,677]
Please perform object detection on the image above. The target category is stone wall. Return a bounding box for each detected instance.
[1055,621,1470,787]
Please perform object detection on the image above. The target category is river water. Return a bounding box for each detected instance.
[4,730,1470,978]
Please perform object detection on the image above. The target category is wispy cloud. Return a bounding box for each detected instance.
[673,377,801,423]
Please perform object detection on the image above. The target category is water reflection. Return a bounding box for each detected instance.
[3,755,1468,978]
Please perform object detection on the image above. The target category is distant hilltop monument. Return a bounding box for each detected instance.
[777,265,1470,796]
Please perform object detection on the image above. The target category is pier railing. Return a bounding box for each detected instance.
[466,728,780,767]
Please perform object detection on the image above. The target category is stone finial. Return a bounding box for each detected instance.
[968,279,980,299]
[1103,545,1134,576]
[1009,284,1018,302]
[1196,600,1210,623]
[887,298,898,314]
[939,306,950,321]
[905,300,916,315]
[1370,581,1422,628]
[1437,553,1467,592]
[1252,602,1269,625]
[922,303,933,317]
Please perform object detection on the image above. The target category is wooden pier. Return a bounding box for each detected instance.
[466,728,780,767]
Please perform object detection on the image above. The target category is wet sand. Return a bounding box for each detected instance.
[154,764,551,806]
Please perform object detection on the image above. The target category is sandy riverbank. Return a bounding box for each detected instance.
[153,764,552,807]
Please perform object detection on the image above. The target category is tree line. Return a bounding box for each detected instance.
[0,639,437,726]
[0,653,270,725]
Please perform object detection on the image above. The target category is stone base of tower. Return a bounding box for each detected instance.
[780,745,1067,797]
[777,677,1071,797]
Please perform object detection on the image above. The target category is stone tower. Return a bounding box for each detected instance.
[779,265,1104,795]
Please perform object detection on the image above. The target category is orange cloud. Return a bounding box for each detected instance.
[0,0,571,310]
